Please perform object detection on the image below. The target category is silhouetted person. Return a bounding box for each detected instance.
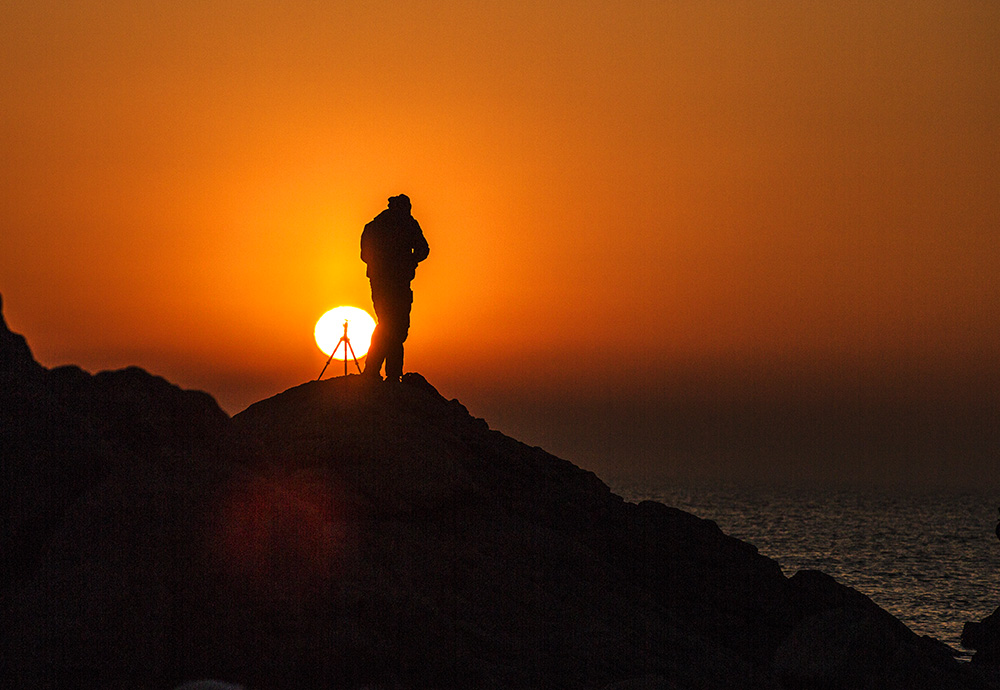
[361,194,429,382]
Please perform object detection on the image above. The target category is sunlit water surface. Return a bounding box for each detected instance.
[608,480,1000,657]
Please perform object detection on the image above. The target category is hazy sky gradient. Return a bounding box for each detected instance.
[2,1,997,484]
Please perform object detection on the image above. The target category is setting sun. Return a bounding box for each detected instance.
[314,307,376,360]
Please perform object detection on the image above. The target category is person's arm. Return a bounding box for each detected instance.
[411,221,429,264]
[360,223,372,265]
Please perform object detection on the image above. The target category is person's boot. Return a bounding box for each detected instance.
[361,366,382,382]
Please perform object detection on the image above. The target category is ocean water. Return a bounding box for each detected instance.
[608,479,1000,657]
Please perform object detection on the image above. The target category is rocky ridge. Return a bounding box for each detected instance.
[1,294,998,689]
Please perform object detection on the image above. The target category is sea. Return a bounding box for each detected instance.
[607,479,1000,658]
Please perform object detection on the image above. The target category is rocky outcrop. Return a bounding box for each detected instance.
[0,303,228,592]
[776,583,973,690]
[0,293,44,383]
[965,608,1000,667]
[0,294,996,689]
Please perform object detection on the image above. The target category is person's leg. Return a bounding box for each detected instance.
[363,281,388,378]
[383,287,412,381]
[363,324,386,377]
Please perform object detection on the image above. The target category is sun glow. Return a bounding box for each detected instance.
[314,306,376,359]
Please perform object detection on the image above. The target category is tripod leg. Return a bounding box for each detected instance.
[316,339,345,381]
[346,339,362,374]
[317,351,335,381]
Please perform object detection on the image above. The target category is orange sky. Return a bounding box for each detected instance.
[2,1,997,484]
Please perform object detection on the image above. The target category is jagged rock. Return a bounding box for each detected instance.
[0,293,44,383]
[0,298,229,592]
[0,295,996,689]
[774,605,973,690]
[965,607,1000,665]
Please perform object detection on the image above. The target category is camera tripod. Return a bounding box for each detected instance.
[316,320,362,380]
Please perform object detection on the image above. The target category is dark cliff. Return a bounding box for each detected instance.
[1,295,996,689]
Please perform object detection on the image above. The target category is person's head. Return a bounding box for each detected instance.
[387,194,411,215]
